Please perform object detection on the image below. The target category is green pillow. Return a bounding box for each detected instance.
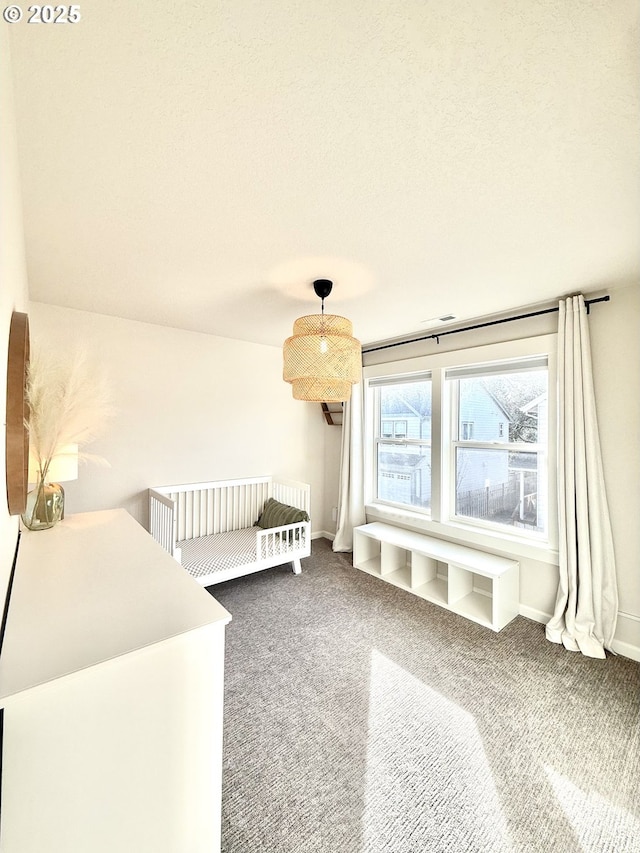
[257,498,310,529]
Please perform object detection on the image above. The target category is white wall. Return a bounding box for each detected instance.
[358,286,640,658]
[28,304,330,534]
[1,29,30,594]
[322,422,343,540]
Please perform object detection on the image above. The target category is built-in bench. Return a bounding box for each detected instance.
[353,522,519,631]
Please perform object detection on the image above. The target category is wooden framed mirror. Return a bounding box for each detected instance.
[5,311,30,515]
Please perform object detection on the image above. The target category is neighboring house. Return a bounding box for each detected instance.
[378,382,512,508]
[379,392,432,507]
[519,393,548,437]
[515,393,549,529]
[454,381,512,496]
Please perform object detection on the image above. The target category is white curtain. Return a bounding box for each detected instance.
[333,377,366,552]
[546,295,618,658]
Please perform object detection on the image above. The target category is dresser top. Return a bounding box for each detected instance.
[0,509,231,702]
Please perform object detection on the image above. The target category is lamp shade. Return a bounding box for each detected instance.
[28,443,79,485]
[283,313,361,402]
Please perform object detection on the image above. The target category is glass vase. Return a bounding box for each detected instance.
[21,480,65,531]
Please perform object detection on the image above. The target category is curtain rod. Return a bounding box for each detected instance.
[362,295,610,354]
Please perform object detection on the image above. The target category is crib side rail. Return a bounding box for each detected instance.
[150,476,272,496]
[155,479,272,541]
[256,521,310,560]
[149,477,311,543]
[272,479,311,513]
[149,489,178,557]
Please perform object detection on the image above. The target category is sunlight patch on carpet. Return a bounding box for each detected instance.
[362,649,512,852]
[544,765,640,852]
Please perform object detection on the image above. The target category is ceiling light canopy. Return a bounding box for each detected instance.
[283,279,361,403]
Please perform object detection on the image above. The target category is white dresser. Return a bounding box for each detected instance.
[0,509,231,853]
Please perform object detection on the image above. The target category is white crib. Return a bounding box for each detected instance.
[148,476,311,586]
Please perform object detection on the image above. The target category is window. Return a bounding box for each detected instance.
[364,339,555,548]
[447,359,548,535]
[371,376,432,511]
[394,421,408,439]
[382,419,408,439]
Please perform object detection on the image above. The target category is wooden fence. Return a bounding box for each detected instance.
[456,472,538,524]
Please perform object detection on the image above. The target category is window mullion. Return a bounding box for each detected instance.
[430,367,443,522]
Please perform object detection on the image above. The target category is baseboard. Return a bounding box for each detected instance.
[518,604,550,625]
[519,605,640,662]
[612,611,640,662]
[610,638,640,663]
[312,530,335,542]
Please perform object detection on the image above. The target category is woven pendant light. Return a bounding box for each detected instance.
[283,280,361,402]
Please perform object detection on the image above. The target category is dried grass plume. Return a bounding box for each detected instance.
[26,347,114,480]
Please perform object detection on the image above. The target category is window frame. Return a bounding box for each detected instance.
[363,335,558,563]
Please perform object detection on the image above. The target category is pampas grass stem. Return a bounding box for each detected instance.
[26,347,114,478]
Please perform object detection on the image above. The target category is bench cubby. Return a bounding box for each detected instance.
[353,522,519,632]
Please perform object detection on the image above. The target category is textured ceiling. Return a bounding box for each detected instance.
[8,0,639,347]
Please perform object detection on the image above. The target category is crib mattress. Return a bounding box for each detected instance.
[178,527,257,578]
[177,526,303,580]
